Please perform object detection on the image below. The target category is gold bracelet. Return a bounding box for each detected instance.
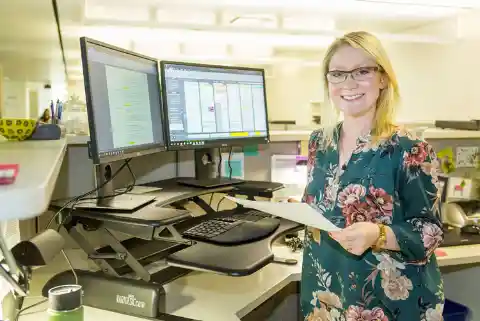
[372,224,387,251]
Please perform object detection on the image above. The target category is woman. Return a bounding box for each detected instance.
[301,31,444,321]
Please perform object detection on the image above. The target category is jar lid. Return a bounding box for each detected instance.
[48,284,82,312]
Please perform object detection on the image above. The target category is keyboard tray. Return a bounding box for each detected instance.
[166,218,302,276]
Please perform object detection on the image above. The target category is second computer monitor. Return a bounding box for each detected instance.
[160,61,270,150]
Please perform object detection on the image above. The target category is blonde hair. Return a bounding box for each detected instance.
[320,31,400,148]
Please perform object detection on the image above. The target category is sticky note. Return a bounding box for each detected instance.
[244,145,259,156]
[225,160,243,177]
[300,141,309,156]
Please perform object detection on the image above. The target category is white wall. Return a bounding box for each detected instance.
[266,63,323,126]
[385,41,459,122]
[1,80,28,118]
[265,38,480,126]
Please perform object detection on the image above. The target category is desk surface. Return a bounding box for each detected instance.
[19,243,480,321]
[0,138,67,220]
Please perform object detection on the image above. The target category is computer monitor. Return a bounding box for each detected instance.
[80,37,166,210]
[160,61,270,188]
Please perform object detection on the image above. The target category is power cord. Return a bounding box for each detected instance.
[57,160,137,231]
[46,158,134,230]
[15,298,48,321]
[217,147,222,178]
[13,248,78,321]
[228,147,233,180]
[17,160,135,320]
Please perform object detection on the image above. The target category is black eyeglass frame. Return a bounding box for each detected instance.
[326,66,383,84]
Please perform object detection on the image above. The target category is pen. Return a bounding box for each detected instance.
[50,100,55,123]
[56,100,63,122]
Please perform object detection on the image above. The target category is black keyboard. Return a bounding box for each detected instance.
[182,210,280,245]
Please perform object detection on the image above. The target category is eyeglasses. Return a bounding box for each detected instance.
[326,66,380,84]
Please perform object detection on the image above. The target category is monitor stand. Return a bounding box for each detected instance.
[177,148,244,189]
[75,163,156,212]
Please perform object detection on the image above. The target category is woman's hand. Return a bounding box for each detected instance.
[329,222,380,256]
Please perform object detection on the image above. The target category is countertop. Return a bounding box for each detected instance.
[18,243,480,321]
[0,138,67,220]
[66,128,480,146]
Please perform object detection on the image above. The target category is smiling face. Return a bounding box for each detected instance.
[327,45,386,118]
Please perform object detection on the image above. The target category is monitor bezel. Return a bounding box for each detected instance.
[80,37,167,165]
[159,60,271,151]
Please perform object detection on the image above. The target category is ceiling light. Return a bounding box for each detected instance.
[229,14,278,29]
[360,0,480,9]
[156,9,216,25]
[84,2,149,22]
[64,26,334,49]
[282,15,335,31]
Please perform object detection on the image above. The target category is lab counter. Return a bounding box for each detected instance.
[18,243,480,321]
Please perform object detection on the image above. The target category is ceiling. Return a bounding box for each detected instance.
[0,0,475,86]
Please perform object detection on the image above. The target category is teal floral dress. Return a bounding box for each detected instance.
[301,124,444,321]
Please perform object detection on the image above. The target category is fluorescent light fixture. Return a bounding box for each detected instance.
[361,0,480,8]
[282,15,335,31]
[84,0,149,21]
[228,13,278,29]
[156,9,216,25]
[63,26,334,49]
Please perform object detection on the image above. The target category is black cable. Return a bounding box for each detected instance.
[216,196,226,211]
[15,298,48,321]
[208,193,214,206]
[46,159,132,230]
[55,160,137,230]
[80,161,136,201]
[217,148,222,178]
[228,147,233,180]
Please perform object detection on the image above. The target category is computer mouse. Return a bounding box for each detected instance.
[461,225,480,234]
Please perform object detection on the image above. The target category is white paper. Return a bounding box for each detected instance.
[226,196,341,231]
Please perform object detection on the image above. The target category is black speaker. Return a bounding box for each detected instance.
[11,229,65,266]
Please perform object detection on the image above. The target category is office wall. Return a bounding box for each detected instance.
[264,40,474,127]
[1,80,28,118]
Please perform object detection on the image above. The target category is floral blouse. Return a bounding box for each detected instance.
[301,124,445,321]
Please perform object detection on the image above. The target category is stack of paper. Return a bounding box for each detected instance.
[225,196,340,232]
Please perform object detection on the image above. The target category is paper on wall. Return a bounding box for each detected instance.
[225,196,340,232]
[216,153,244,179]
[455,146,479,168]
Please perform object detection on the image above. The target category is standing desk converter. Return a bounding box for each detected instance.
[48,178,301,282]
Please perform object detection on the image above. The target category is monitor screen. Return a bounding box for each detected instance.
[161,61,270,150]
[81,38,166,164]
